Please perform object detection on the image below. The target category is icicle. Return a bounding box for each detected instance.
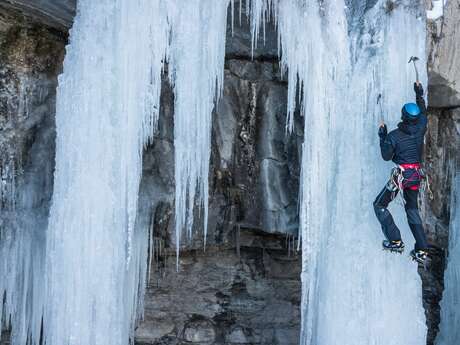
[167,0,230,265]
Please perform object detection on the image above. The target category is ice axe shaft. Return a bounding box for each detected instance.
[408,56,420,83]
[377,93,384,124]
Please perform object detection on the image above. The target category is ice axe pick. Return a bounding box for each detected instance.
[408,56,420,84]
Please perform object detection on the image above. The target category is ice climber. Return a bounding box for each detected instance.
[374,82,429,265]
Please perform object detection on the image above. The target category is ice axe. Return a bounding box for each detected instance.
[377,93,385,126]
[408,56,420,84]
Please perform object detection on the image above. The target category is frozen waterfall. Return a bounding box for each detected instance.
[250,0,428,344]
[2,1,433,345]
[436,172,460,345]
[43,1,167,344]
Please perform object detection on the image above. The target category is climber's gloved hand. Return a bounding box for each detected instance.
[414,82,424,97]
[378,123,387,140]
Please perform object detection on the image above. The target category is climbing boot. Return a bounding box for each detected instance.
[382,240,405,253]
[410,249,428,265]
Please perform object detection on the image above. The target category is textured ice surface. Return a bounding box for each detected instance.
[0,214,46,345]
[1,91,47,345]
[167,0,230,259]
[43,1,167,344]
[436,173,460,345]
[249,0,428,344]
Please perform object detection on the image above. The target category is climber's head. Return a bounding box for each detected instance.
[401,103,421,122]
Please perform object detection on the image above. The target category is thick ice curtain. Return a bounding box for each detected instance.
[249,0,428,344]
[43,1,167,344]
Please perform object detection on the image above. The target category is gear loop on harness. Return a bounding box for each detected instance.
[385,163,433,201]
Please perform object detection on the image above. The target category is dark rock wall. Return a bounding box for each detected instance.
[421,2,460,344]
[137,233,300,345]
[0,0,75,30]
[134,8,302,343]
[0,5,65,214]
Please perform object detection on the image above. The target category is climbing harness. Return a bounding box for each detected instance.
[385,163,433,201]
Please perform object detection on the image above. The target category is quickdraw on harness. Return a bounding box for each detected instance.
[386,163,434,201]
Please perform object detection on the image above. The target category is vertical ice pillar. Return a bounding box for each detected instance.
[436,173,460,345]
[44,1,167,345]
[250,0,428,344]
[167,0,230,258]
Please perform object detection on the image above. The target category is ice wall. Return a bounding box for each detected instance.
[43,1,167,344]
[249,0,428,344]
[44,0,230,343]
[1,86,48,345]
[167,0,230,258]
[0,194,46,345]
[436,172,460,345]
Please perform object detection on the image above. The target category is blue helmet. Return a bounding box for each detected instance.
[401,103,421,121]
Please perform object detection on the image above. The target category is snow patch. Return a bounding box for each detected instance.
[427,0,445,20]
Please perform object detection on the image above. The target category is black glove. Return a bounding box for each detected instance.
[378,124,387,140]
[414,82,424,97]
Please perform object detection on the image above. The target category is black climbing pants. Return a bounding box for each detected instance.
[373,185,428,251]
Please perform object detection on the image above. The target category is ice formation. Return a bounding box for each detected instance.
[1,85,47,345]
[167,0,230,258]
[43,1,167,344]
[249,0,428,343]
[436,172,460,345]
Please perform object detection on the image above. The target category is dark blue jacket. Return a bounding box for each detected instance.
[379,92,427,164]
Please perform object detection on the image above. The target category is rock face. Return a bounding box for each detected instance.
[427,0,460,108]
[0,4,64,192]
[133,9,303,343]
[421,3,460,344]
[136,235,301,345]
[0,0,75,29]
